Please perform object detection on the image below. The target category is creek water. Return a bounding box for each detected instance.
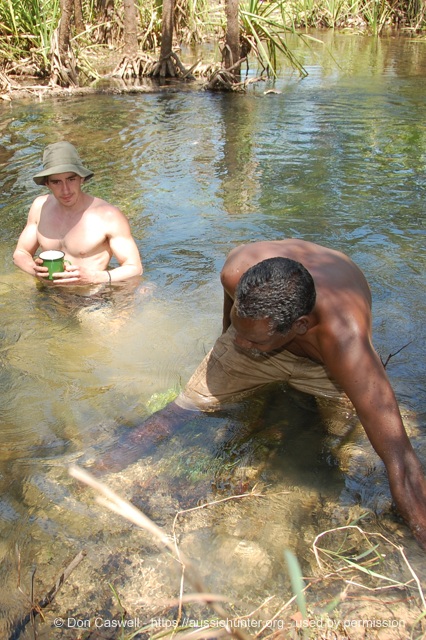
[0,32,425,638]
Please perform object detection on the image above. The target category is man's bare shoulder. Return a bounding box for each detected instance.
[28,193,50,220]
[221,239,321,293]
[88,196,125,216]
[222,239,370,301]
[31,193,50,209]
[223,239,326,270]
[88,195,118,213]
[86,196,130,225]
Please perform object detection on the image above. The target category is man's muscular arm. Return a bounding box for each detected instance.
[13,196,46,277]
[321,324,426,549]
[220,255,244,333]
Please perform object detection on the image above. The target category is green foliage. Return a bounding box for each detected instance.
[0,0,60,71]
[284,549,308,620]
[0,0,425,78]
[137,0,163,50]
[276,0,424,30]
[174,0,223,44]
[240,0,309,77]
[361,0,394,35]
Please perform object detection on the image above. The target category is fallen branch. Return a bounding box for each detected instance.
[8,549,86,640]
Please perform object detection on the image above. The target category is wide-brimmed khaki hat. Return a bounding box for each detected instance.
[33,141,94,185]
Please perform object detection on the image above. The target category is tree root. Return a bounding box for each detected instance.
[150,51,195,79]
[205,57,248,91]
[112,52,157,79]
[49,28,78,88]
[112,51,195,80]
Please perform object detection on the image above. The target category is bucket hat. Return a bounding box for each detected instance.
[33,141,94,185]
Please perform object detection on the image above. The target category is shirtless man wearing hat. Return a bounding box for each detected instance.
[13,141,142,286]
[104,239,426,550]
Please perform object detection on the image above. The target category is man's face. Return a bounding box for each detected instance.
[231,307,294,356]
[45,172,84,207]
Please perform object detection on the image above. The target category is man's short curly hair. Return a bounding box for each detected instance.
[235,257,316,334]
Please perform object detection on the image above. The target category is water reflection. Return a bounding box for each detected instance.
[0,32,425,637]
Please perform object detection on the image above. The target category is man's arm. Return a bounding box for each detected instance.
[322,325,426,549]
[13,197,47,277]
[106,210,143,282]
[222,290,234,333]
[220,257,243,333]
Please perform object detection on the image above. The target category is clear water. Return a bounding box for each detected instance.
[0,32,425,637]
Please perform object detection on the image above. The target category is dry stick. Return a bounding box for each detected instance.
[172,487,265,544]
[69,465,253,640]
[182,60,201,80]
[171,487,265,621]
[8,549,87,640]
[381,340,413,368]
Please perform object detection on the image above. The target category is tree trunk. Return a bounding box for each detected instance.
[159,0,175,76]
[51,0,78,87]
[160,0,174,59]
[95,0,114,45]
[58,0,73,57]
[74,0,85,35]
[224,0,240,77]
[123,0,139,57]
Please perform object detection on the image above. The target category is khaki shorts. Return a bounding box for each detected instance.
[176,327,345,411]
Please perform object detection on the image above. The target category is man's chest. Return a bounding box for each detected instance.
[37,213,108,256]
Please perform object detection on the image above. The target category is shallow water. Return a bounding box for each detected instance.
[0,31,425,638]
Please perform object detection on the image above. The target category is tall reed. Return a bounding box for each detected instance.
[240,0,309,77]
[0,0,60,71]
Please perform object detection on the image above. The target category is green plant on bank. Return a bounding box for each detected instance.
[319,0,355,28]
[0,0,60,72]
[272,0,425,31]
[137,0,162,50]
[1,0,426,80]
[361,0,394,35]
[174,0,223,44]
[239,0,309,77]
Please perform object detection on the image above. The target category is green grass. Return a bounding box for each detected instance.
[1,0,425,77]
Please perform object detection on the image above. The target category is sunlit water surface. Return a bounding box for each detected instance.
[0,32,425,638]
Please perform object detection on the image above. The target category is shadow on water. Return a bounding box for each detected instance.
[0,31,425,639]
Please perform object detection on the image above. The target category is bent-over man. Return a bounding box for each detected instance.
[103,239,426,550]
[13,141,142,286]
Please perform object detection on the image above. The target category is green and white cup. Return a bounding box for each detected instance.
[39,250,66,280]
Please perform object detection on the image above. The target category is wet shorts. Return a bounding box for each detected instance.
[176,326,345,411]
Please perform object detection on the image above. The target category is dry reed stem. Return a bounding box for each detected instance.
[170,489,307,638]
[9,549,86,640]
[312,525,426,609]
[170,487,265,622]
[69,465,253,640]
[171,486,265,548]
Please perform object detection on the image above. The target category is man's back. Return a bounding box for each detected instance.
[221,239,373,353]
[222,239,371,303]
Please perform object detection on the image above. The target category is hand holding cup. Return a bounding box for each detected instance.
[38,250,67,280]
